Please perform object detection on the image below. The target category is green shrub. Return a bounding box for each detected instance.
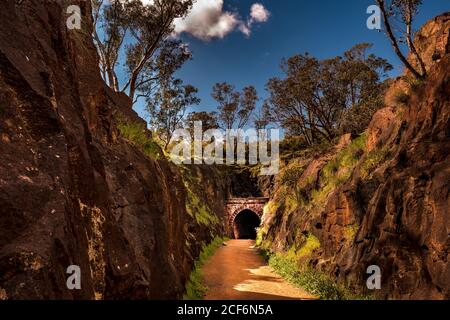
[184,266,206,300]
[280,135,309,159]
[184,181,219,227]
[282,134,367,213]
[360,147,389,179]
[304,133,367,210]
[344,225,359,241]
[280,161,305,188]
[263,201,279,217]
[291,233,321,260]
[117,120,163,160]
[256,225,269,247]
[284,196,299,215]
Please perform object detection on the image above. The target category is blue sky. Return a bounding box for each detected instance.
[132,0,449,121]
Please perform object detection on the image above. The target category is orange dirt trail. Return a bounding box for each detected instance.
[202,240,316,300]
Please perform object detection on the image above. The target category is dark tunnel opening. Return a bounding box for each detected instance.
[233,210,261,240]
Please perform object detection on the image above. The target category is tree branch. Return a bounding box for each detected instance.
[376,0,424,79]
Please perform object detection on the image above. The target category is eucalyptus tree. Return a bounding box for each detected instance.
[212,83,258,130]
[375,0,426,79]
[91,0,194,102]
[266,44,392,144]
[146,78,200,149]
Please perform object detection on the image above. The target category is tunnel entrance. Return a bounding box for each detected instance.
[233,210,261,240]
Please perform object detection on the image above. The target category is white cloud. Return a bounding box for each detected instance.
[239,23,251,37]
[240,3,271,37]
[173,0,238,40]
[250,3,270,23]
[174,0,270,41]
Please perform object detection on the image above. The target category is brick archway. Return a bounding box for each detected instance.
[226,198,269,238]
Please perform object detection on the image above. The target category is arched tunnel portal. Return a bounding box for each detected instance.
[233,209,261,239]
[226,198,268,239]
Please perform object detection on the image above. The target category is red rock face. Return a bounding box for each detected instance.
[407,12,450,74]
[330,55,449,299]
[260,15,450,299]
[0,1,226,299]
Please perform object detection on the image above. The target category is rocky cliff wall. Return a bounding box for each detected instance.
[259,14,449,299]
[0,0,226,299]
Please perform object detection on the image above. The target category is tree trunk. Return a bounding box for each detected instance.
[106,67,115,90]
[128,73,138,103]
[376,0,424,80]
[405,2,427,78]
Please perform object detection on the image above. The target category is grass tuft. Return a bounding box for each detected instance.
[117,119,163,160]
[292,233,321,260]
[183,237,229,300]
[306,133,367,210]
[184,182,219,227]
[360,147,389,179]
[268,253,372,300]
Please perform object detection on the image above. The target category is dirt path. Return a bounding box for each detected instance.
[202,240,316,300]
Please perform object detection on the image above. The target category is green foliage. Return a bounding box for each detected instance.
[185,187,219,226]
[288,233,321,261]
[269,253,340,299]
[263,201,279,217]
[284,196,299,215]
[212,83,257,130]
[117,119,163,160]
[180,167,220,227]
[323,134,365,180]
[185,111,219,133]
[344,225,359,241]
[93,0,194,101]
[184,267,205,301]
[266,44,392,145]
[278,159,313,211]
[147,77,200,148]
[268,253,372,300]
[256,202,276,250]
[279,135,309,160]
[277,134,367,220]
[305,134,367,209]
[253,101,272,130]
[280,160,305,188]
[183,237,228,300]
[360,147,390,179]
[339,97,385,136]
[255,225,269,247]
